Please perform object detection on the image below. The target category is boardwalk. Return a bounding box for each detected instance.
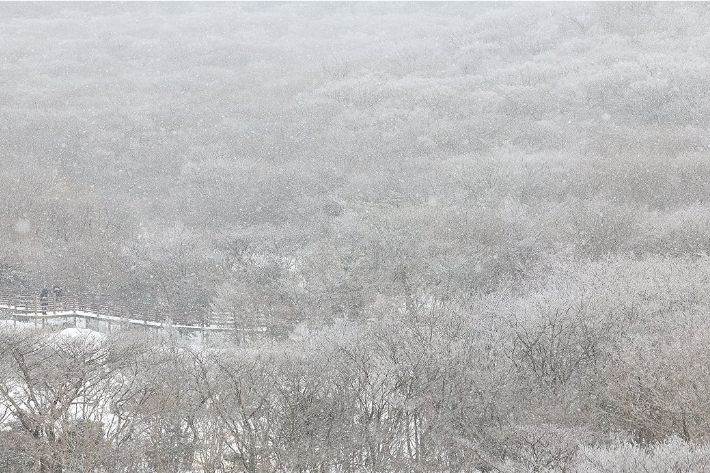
[0,291,240,337]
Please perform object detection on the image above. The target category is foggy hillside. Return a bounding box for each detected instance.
[2,3,710,472]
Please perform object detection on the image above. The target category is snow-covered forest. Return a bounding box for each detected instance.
[2,2,710,471]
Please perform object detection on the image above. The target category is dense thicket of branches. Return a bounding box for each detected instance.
[4,254,710,472]
[5,253,710,473]
[2,3,710,470]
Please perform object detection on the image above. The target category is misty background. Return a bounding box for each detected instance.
[2,3,710,472]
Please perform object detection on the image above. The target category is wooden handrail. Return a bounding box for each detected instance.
[0,290,239,329]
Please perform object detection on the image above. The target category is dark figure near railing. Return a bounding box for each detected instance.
[40,288,49,315]
[53,284,63,309]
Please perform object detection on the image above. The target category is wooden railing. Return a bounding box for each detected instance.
[0,291,241,332]
[0,290,298,342]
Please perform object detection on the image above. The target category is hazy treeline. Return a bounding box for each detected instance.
[2,3,710,321]
[3,2,710,471]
